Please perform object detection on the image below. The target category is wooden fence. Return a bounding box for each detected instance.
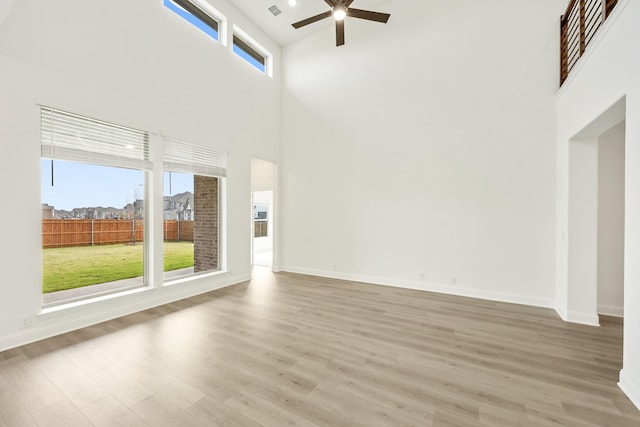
[42,219,193,248]
[560,0,618,85]
[163,219,194,242]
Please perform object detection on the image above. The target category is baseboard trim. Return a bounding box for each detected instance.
[619,370,640,411]
[0,273,250,353]
[598,304,624,317]
[566,310,601,326]
[280,266,554,309]
[555,306,568,321]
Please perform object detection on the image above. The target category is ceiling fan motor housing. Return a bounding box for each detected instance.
[291,0,391,47]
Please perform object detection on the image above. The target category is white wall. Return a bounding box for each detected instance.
[251,158,275,191]
[598,121,625,317]
[0,0,15,28]
[556,0,640,409]
[0,0,281,349]
[281,0,564,306]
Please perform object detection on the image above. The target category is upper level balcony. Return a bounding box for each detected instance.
[560,0,619,85]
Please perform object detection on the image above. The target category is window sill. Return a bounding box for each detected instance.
[38,269,229,321]
[163,269,227,287]
[40,286,149,316]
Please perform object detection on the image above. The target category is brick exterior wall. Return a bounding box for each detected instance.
[194,176,218,272]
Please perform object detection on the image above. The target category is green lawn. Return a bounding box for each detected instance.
[43,241,194,293]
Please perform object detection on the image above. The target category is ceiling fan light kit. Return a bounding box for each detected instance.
[291,0,390,47]
[333,5,347,21]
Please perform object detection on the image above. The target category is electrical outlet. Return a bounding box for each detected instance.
[21,316,32,328]
[451,277,457,285]
[419,272,425,280]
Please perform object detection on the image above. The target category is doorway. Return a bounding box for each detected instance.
[567,98,625,324]
[251,158,276,268]
[252,191,273,267]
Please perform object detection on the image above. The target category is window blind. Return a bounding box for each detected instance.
[41,106,152,170]
[164,137,227,178]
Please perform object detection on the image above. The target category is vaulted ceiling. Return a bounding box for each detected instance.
[227,0,392,46]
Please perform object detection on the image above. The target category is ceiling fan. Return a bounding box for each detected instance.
[291,0,391,47]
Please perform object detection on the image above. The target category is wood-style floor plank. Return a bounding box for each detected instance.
[1,268,639,426]
[31,399,93,427]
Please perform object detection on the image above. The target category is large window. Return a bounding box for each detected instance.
[40,107,228,306]
[163,138,226,281]
[41,107,151,306]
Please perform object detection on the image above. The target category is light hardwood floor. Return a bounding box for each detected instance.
[1,267,639,426]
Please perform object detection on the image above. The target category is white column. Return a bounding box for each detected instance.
[147,133,165,288]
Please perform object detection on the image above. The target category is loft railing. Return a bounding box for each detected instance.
[560,0,618,85]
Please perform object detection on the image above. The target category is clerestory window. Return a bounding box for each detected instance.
[164,0,224,42]
[233,26,272,76]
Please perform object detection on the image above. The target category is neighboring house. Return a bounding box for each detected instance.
[41,203,54,219]
[54,209,73,219]
[122,200,144,219]
[71,207,90,219]
[163,191,193,221]
[69,205,134,219]
[42,203,142,220]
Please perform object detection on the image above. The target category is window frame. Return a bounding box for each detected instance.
[40,106,152,307]
[162,137,227,283]
[164,0,227,45]
[232,25,272,76]
[38,103,231,313]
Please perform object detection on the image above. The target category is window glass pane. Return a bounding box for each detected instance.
[41,160,145,305]
[163,172,219,280]
[233,38,266,73]
[164,0,219,41]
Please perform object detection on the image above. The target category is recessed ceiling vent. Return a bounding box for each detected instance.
[268,5,282,16]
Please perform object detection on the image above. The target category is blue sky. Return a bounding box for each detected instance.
[41,160,193,211]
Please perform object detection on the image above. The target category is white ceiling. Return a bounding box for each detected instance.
[227,0,392,47]
[0,0,16,30]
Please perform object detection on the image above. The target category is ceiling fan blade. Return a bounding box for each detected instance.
[346,8,391,23]
[292,10,333,29]
[344,0,356,6]
[336,20,345,46]
[323,0,337,6]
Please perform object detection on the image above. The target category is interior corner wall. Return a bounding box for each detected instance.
[598,121,625,317]
[0,0,281,349]
[567,137,600,326]
[556,0,640,409]
[280,0,564,307]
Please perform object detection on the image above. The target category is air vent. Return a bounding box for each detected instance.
[268,5,282,16]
